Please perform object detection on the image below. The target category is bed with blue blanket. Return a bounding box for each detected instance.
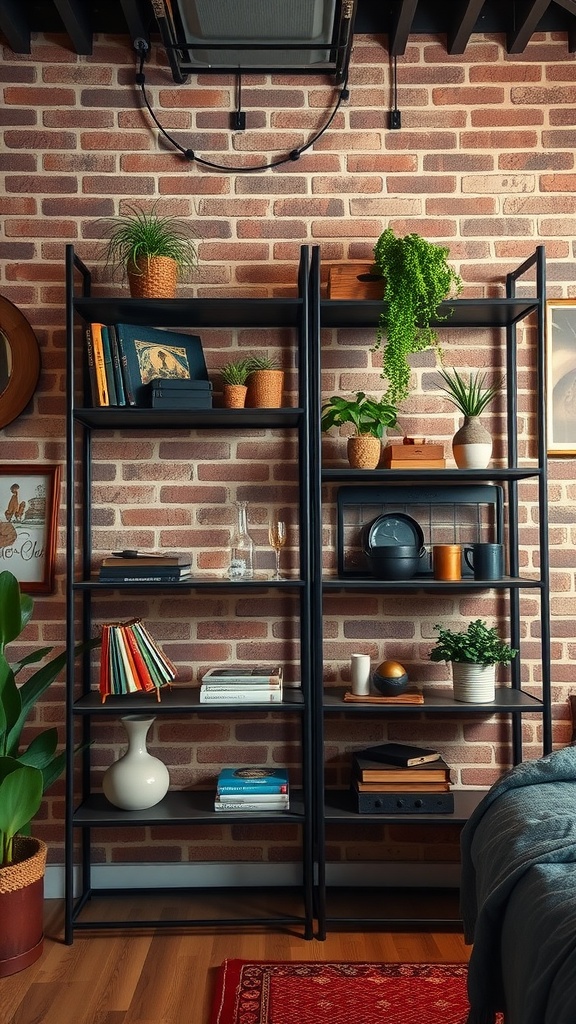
[460,746,576,1024]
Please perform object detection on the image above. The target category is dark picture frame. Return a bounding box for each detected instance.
[546,299,576,455]
[0,295,41,429]
[0,464,61,593]
[114,324,208,406]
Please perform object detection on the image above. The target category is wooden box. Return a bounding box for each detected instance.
[328,262,384,300]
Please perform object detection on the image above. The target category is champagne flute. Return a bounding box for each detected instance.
[268,520,287,579]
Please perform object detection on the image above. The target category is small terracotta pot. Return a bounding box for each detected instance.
[347,435,381,469]
[246,369,284,409]
[222,384,248,408]
[127,256,178,299]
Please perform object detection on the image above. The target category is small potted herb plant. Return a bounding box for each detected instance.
[321,391,399,468]
[436,367,505,469]
[372,229,462,406]
[101,201,199,298]
[220,358,253,409]
[429,618,517,703]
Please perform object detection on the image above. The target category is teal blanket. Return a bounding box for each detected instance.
[460,746,576,1024]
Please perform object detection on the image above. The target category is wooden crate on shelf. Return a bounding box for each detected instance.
[328,262,384,300]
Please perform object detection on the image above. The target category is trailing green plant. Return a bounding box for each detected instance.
[437,367,504,417]
[101,201,199,280]
[248,355,282,372]
[321,391,399,439]
[372,229,463,406]
[429,619,518,666]
[0,571,97,866]
[220,358,253,385]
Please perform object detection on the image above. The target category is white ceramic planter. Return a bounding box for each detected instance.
[452,415,492,469]
[102,715,170,810]
[451,662,496,703]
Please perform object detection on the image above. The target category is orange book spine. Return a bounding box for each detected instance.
[90,322,109,406]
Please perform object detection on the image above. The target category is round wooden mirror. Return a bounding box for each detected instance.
[0,296,41,429]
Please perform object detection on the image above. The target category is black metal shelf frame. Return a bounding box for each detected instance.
[308,245,551,938]
[64,244,316,943]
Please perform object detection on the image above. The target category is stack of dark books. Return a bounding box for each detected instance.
[144,377,213,410]
[99,553,192,584]
[351,742,453,814]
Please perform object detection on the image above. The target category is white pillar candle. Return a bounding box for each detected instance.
[350,653,371,696]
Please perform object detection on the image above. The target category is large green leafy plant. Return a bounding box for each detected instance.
[321,391,398,439]
[373,230,462,405]
[429,619,517,666]
[0,571,88,866]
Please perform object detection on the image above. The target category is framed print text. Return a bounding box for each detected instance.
[0,464,61,592]
[546,299,576,455]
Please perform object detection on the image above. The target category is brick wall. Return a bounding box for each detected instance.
[1,30,575,871]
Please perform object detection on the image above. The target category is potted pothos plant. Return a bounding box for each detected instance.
[101,201,199,299]
[436,367,505,469]
[0,570,96,976]
[372,229,463,406]
[429,618,517,703]
[321,391,398,469]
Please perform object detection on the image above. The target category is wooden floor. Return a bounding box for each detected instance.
[1,894,470,1024]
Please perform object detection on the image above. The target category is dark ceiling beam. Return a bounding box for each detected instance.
[507,0,551,53]
[0,0,31,53]
[448,0,487,54]
[553,0,576,15]
[52,0,93,54]
[389,0,418,56]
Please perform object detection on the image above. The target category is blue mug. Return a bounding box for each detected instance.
[464,543,504,581]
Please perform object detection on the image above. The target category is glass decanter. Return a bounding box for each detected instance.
[227,500,255,579]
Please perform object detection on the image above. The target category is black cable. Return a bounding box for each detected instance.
[135,46,349,172]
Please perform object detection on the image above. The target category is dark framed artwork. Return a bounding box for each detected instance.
[0,464,61,593]
[0,295,41,428]
[546,299,576,455]
[114,324,208,406]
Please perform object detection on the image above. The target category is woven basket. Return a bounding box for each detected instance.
[347,435,381,470]
[222,384,248,408]
[0,837,47,895]
[246,369,284,409]
[127,256,178,299]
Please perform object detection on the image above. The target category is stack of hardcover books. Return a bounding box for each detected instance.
[199,665,283,704]
[214,767,290,812]
[144,377,213,410]
[99,554,192,584]
[99,618,177,702]
[351,742,454,814]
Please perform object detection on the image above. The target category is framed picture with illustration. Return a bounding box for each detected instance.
[546,299,576,455]
[0,464,61,593]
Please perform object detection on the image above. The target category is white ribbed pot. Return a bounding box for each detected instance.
[451,662,496,703]
[452,415,492,469]
[102,715,170,810]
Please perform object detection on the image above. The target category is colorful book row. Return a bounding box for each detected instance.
[99,618,177,702]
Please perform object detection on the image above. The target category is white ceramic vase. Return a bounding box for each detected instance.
[102,715,170,810]
[452,415,492,469]
[451,662,496,703]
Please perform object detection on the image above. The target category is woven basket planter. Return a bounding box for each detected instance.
[246,369,284,409]
[127,256,178,298]
[0,836,47,977]
[347,435,382,469]
[222,384,248,409]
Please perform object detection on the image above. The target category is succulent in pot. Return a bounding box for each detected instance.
[245,355,284,409]
[220,358,253,409]
[101,201,199,299]
[321,391,399,469]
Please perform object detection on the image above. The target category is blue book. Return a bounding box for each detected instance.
[107,325,126,406]
[216,767,289,794]
[114,323,207,408]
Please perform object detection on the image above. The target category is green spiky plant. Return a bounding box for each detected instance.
[321,391,398,439]
[372,230,463,405]
[101,202,199,281]
[220,358,253,386]
[247,355,282,372]
[436,367,504,417]
[429,619,517,666]
[0,571,97,866]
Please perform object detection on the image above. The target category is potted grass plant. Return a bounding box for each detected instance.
[437,367,505,469]
[372,229,462,406]
[220,358,253,409]
[245,355,285,409]
[321,391,399,468]
[101,202,199,298]
[0,570,96,976]
[429,618,517,703]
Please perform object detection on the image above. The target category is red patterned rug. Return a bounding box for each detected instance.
[209,960,477,1024]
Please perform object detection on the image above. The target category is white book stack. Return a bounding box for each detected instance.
[199,665,283,704]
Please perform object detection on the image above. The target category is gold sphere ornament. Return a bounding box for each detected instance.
[372,660,409,696]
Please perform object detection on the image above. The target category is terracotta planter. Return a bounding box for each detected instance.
[347,435,381,469]
[0,836,47,977]
[127,256,178,299]
[222,384,248,408]
[246,369,284,409]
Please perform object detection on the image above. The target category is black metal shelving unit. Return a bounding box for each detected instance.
[309,245,551,937]
[64,244,315,942]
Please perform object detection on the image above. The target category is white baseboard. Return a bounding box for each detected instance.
[45,861,461,899]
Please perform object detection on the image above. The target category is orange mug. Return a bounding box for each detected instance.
[433,544,462,581]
